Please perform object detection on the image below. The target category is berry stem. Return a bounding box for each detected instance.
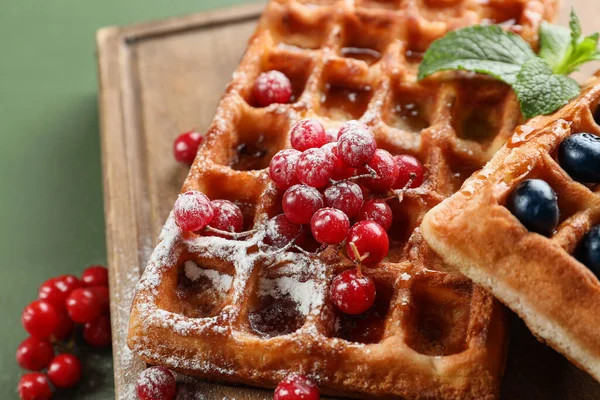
[330,165,379,185]
[348,241,370,277]
[384,172,417,202]
[203,226,257,239]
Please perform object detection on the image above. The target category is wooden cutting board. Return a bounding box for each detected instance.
[96,2,600,399]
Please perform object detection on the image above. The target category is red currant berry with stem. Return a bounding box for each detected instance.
[174,191,214,232]
[18,373,52,400]
[345,221,389,266]
[16,337,54,371]
[269,149,301,189]
[38,275,82,311]
[337,122,377,167]
[393,155,424,189]
[82,265,108,288]
[206,200,244,238]
[66,288,103,324]
[173,131,203,165]
[274,374,320,400]
[48,354,82,389]
[53,311,74,341]
[22,300,59,340]
[282,185,324,224]
[136,366,177,400]
[359,149,399,192]
[324,182,363,218]
[290,119,327,151]
[321,143,355,180]
[84,315,112,348]
[295,148,334,188]
[311,208,350,245]
[330,269,376,315]
[264,214,306,248]
[357,199,393,231]
[253,70,292,107]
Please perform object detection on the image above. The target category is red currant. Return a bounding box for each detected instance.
[321,143,355,180]
[47,354,82,389]
[393,155,424,189]
[16,337,54,371]
[330,269,376,315]
[310,208,350,245]
[359,149,399,191]
[91,286,110,315]
[357,199,393,231]
[173,131,203,165]
[264,214,305,248]
[253,70,292,107]
[84,316,112,348]
[295,148,334,188]
[325,128,337,143]
[66,288,103,324]
[22,300,59,340]
[282,185,324,224]
[82,265,109,288]
[290,119,327,151]
[336,121,377,167]
[136,366,177,400]
[18,373,52,400]
[269,149,301,189]
[38,275,82,311]
[324,182,363,218]
[346,221,389,266]
[53,311,74,341]
[206,200,244,238]
[173,191,214,232]
[336,120,368,139]
[274,374,320,400]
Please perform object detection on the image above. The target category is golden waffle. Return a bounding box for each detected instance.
[422,74,600,382]
[128,0,557,398]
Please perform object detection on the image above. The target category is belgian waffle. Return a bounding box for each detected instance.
[128,0,557,398]
[422,75,600,383]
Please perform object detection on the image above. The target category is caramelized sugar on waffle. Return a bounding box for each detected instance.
[128,0,557,398]
[422,75,600,383]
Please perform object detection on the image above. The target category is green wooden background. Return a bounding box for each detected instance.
[0,1,249,398]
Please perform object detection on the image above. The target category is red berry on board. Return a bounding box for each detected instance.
[359,149,399,192]
[357,199,393,231]
[53,311,74,341]
[206,200,244,238]
[18,373,52,400]
[345,221,389,266]
[66,288,103,324]
[393,155,424,189]
[324,181,364,218]
[290,119,327,151]
[336,121,377,167]
[16,337,54,371]
[84,316,112,348]
[295,148,334,188]
[274,373,320,400]
[269,149,301,189]
[253,70,292,107]
[82,265,109,288]
[173,191,214,232]
[22,300,59,340]
[136,366,177,400]
[91,286,110,316]
[47,354,82,389]
[310,208,350,245]
[282,185,324,225]
[330,269,376,315]
[263,214,305,248]
[38,275,82,311]
[173,131,203,165]
[321,143,356,180]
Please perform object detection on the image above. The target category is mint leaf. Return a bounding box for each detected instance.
[538,22,571,71]
[417,25,535,85]
[570,10,582,48]
[513,58,580,119]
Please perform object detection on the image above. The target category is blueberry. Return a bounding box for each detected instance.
[506,179,559,236]
[576,225,600,278]
[558,133,600,184]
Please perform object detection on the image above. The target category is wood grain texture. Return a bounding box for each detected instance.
[96,1,600,398]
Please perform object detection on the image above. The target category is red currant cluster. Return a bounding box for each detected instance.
[17,266,111,400]
[267,119,424,314]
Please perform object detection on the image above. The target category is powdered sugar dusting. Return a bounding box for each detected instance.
[258,276,320,315]
[184,261,233,293]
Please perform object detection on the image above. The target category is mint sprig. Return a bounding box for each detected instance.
[418,10,600,120]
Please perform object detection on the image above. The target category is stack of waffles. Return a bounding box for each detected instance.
[128,0,558,398]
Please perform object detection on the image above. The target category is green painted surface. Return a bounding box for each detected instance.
[0,1,249,398]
